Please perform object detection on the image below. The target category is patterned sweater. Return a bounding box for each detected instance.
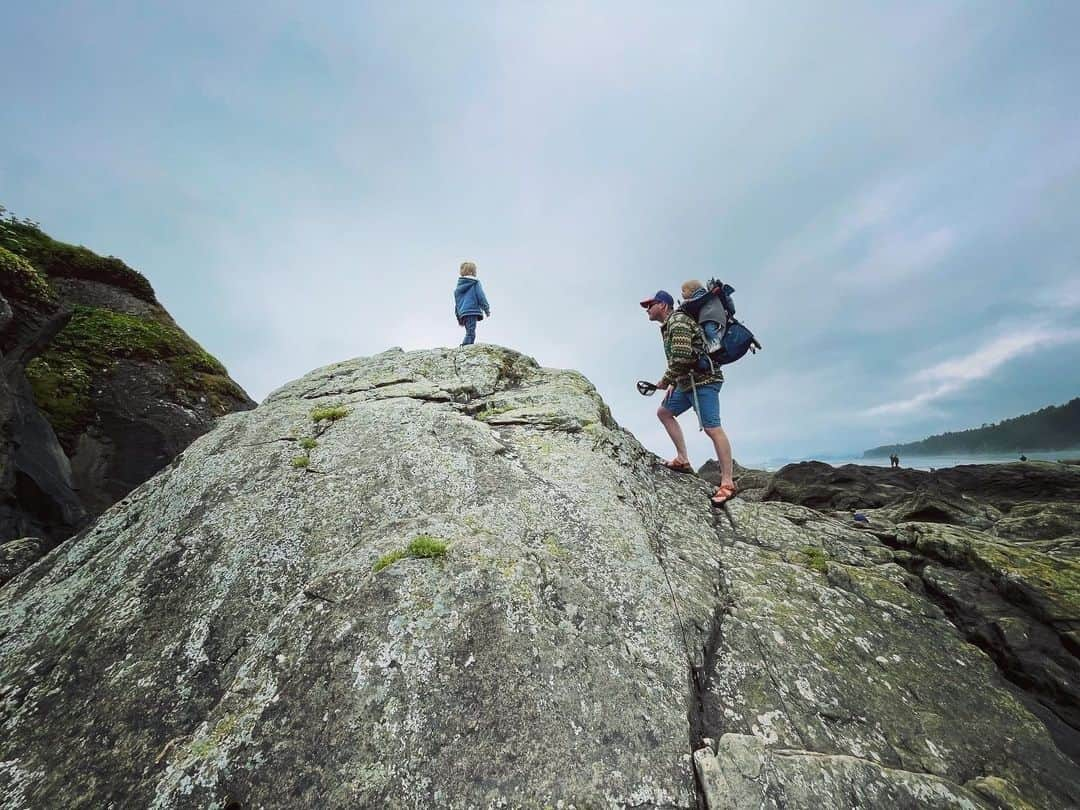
[659,312,723,392]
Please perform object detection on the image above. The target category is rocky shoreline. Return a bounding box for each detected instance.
[704,458,1080,766]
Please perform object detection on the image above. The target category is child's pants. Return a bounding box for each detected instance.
[461,315,478,345]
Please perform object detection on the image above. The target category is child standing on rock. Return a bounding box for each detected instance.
[454,262,491,346]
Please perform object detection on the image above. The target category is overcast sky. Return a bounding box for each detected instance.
[3,2,1079,465]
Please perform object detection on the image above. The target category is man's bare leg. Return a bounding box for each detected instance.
[704,425,734,488]
[657,406,690,466]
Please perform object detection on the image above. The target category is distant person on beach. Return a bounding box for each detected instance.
[454,262,490,346]
[641,288,737,508]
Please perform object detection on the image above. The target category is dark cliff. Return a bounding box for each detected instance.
[0,209,254,558]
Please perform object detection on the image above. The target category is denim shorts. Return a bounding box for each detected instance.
[662,382,722,428]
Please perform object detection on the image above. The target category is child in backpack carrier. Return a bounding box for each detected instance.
[680,279,727,352]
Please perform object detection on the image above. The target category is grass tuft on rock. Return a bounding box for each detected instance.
[476,402,515,421]
[291,455,310,469]
[311,405,350,423]
[299,437,318,450]
[373,548,408,573]
[800,545,829,573]
[374,535,449,573]
[408,535,449,558]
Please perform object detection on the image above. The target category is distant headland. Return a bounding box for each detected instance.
[864,397,1080,458]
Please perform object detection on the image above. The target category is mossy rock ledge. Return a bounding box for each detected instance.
[0,345,1077,808]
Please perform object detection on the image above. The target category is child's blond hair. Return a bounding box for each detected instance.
[460,261,477,277]
[681,279,705,298]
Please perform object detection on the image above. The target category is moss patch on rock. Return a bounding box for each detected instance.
[311,405,350,423]
[25,305,237,443]
[0,244,56,308]
[374,535,449,573]
[23,355,93,440]
[0,214,156,303]
[800,545,829,573]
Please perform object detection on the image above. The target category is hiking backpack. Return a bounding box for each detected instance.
[689,278,762,369]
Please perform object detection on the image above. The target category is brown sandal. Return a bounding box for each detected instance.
[710,483,738,508]
[662,459,694,474]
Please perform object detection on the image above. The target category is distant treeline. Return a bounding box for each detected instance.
[864,398,1080,457]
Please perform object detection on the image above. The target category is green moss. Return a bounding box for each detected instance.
[187,714,238,759]
[543,535,568,558]
[25,305,233,445]
[39,305,224,374]
[476,402,516,421]
[374,535,449,573]
[24,355,92,438]
[291,455,310,469]
[373,548,408,573]
[495,349,533,389]
[914,525,1080,616]
[311,405,350,423]
[0,213,156,303]
[800,545,829,573]
[299,437,318,451]
[408,535,449,558]
[0,245,56,306]
[193,371,251,415]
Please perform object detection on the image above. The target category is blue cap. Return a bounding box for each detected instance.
[640,290,674,309]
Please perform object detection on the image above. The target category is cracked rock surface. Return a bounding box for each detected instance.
[0,346,1077,808]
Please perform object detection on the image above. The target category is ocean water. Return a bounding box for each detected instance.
[751,449,1080,473]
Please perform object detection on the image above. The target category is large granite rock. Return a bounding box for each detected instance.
[892,521,1080,762]
[760,456,1080,781]
[1,346,1077,808]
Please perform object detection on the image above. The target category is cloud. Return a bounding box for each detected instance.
[866,323,1080,417]
[1032,275,1080,312]
[849,226,956,287]
[4,2,1079,464]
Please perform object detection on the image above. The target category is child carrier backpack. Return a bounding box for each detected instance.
[686,278,762,370]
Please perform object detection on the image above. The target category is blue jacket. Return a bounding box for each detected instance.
[454,277,490,322]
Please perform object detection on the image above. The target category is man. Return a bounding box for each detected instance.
[641,289,737,507]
